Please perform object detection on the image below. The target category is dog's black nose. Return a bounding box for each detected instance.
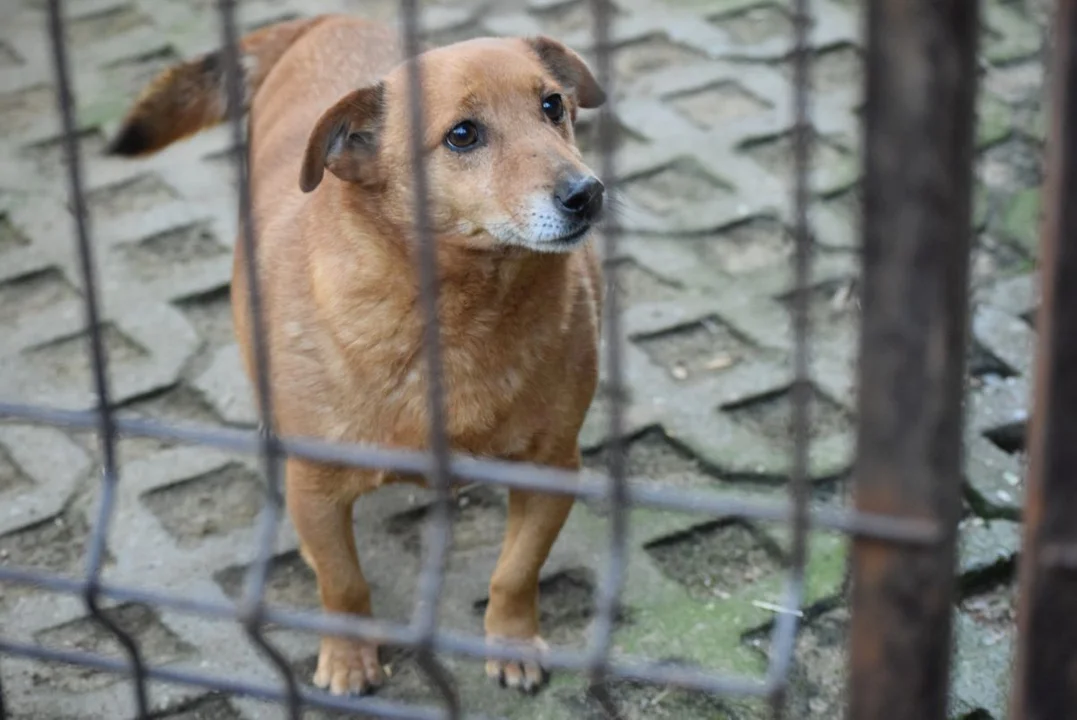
[555,175,604,220]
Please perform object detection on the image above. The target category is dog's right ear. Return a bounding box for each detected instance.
[526,36,605,110]
[300,83,386,193]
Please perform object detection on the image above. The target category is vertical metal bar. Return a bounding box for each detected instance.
[44,1,150,716]
[214,2,301,718]
[785,0,813,625]
[1009,3,1077,717]
[846,2,979,719]
[585,0,628,706]
[399,1,459,715]
[767,0,813,714]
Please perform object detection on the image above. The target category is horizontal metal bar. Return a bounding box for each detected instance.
[1036,543,1077,570]
[0,639,448,720]
[0,565,420,647]
[0,563,771,698]
[0,401,941,543]
[431,631,772,698]
[604,658,770,699]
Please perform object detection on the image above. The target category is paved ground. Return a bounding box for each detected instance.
[0,0,1048,718]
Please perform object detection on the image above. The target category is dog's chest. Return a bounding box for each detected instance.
[290,250,600,462]
[320,310,569,459]
[391,326,550,454]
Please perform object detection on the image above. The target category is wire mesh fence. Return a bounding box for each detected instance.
[0,0,1060,718]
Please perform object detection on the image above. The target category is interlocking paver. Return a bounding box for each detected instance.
[0,0,1046,718]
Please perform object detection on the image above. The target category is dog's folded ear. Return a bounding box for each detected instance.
[525,36,605,110]
[300,83,386,193]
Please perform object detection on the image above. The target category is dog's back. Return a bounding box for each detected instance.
[245,18,402,219]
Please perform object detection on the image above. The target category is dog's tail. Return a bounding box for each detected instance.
[106,15,327,157]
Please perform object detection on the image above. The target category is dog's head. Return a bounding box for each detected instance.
[300,35,606,253]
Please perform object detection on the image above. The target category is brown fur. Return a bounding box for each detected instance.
[109,14,605,696]
[107,16,330,156]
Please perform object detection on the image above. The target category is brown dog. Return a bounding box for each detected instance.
[107,14,605,696]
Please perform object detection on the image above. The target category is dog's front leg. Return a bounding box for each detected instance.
[286,458,384,695]
[483,447,579,693]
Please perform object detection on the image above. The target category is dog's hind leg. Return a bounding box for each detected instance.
[286,458,384,696]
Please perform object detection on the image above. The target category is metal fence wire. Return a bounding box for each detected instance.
[4,0,1062,717]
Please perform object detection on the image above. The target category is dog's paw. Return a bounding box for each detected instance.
[484,635,550,694]
[313,637,384,696]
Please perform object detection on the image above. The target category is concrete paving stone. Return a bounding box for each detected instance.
[192,343,259,427]
[732,518,1022,720]
[983,0,1045,65]
[976,272,1039,320]
[0,424,89,536]
[965,433,1025,519]
[973,304,1036,378]
[958,518,1021,581]
[0,0,1052,717]
[951,586,1018,720]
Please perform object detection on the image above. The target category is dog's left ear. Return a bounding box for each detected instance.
[526,36,606,109]
[300,83,386,193]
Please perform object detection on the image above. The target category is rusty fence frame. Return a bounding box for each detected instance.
[2,0,1059,718]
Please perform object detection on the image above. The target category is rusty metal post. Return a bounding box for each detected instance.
[847,2,980,719]
[1009,3,1077,718]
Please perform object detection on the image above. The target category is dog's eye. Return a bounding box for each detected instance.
[445,121,480,150]
[347,131,372,147]
[542,94,565,123]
